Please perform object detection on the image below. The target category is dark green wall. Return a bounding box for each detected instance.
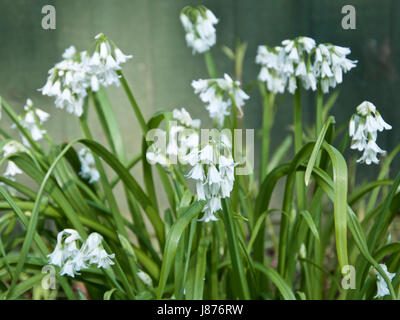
[0,0,398,182]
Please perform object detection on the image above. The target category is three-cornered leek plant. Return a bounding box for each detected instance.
[0,6,399,300]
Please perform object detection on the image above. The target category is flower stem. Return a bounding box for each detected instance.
[316,87,324,136]
[259,83,275,183]
[204,51,218,78]
[293,86,305,211]
[117,71,148,134]
[222,198,251,299]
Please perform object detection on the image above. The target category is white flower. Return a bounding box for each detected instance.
[180,7,218,55]
[256,38,357,94]
[88,248,115,268]
[47,243,64,267]
[62,46,77,59]
[40,35,131,117]
[207,164,221,184]
[198,204,219,222]
[137,270,153,287]
[181,147,199,166]
[47,229,81,268]
[374,264,395,298]
[173,107,201,129]
[146,149,169,167]
[48,229,115,277]
[166,126,184,156]
[187,139,236,223]
[192,74,249,125]
[60,260,78,277]
[298,37,316,53]
[4,161,22,178]
[357,101,376,117]
[199,144,214,164]
[196,181,206,200]
[81,232,115,269]
[78,148,100,183]
[2,141,24,180]
[14,99,50,145]
[357,140,385,165]
[186,163,203,181]
[349,101,391,165]
[3,141,23,157]
[114,48,132,64]
[375,112,392,131]
[62,229,81,258]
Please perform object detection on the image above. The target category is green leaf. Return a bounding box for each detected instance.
[8,273,45,300]
[305,116,334,186]
[253,262,296,300]
[104,288,117,300]
[221,199,250,299]
[156,201,204,299]
[192,236,209,299]
[321,142,348,269]
[299,210,320,242]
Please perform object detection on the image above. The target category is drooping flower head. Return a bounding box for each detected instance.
[349,101,391,165]
[146,108,201,168]
[186,131,236,222]
[78,148,100,183]
[312,43,357,93]
[192,73,249,126]
[1,140,25,180]
[48,229,114,278]
[256,37,357,94]
[80,232,115,269]
[180,6,218,55]
[12,99,50,146]
[47,229,82,269]
[40,34,132,117]
[372,264,396,299]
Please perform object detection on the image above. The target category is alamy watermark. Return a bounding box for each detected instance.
[41,5,56,30]
[341,265,356,290]
[145,125,254,176]
[341,5,356,30]
[41,265,56,290]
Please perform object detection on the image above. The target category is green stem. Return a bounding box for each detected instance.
[259,83,275,183]
[204,51,218,78]
[117,71,148,133]
[316,87,323,137]
[0,97,43,154]
[293,86,305,211]
[313,87,324,298]
[79,112,140,296]
[221,199,250,299]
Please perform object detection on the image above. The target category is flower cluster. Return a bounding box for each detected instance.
[146,108,201,167]
[186,135,236,222]
[145,108,236,222]
[40,34,132,117]
[2,141,24,180]
[12,99,50,146]
[192,73,249,126]
[180,6,218,55]
[256,36,357,94]
[47,229,115,277]
[78,148,100,183]
[373,264,395,298]
[349,101,391,165]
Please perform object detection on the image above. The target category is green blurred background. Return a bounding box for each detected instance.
[0,0,398,189]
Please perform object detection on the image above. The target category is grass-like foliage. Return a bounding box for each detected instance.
[0,6,399,300]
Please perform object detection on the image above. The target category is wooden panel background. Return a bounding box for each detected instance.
[0,0,398,194]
